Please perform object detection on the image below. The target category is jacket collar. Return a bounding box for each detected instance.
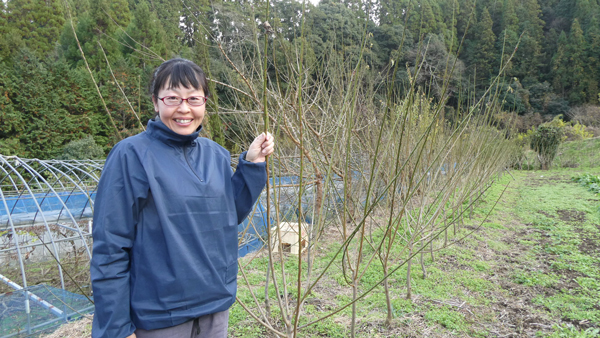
[146,119,202,147]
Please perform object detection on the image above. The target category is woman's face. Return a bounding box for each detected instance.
[153,85,206,135]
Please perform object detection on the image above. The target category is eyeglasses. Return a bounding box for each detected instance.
[158,96,208,106]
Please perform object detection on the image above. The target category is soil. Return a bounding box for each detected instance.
[347,172,600,337]
[471,173,600,337]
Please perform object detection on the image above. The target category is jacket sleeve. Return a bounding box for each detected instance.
[231,151,267,224]
[90,143,148,338]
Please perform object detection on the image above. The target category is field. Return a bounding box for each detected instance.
[229,168,600,337]
[37,138,600,338]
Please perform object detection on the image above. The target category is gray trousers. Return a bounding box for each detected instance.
[134,310,229,338]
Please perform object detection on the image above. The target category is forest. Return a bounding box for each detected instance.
[0,0,599,159]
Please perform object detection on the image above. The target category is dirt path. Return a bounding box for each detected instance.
[458,171,600,337]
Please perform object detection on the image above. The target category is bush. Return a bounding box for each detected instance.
[513,112,546,133]
[510,130,533,169]
[58,135,105,160]
[585,126,600,137]
[530,125,564,170]
[563,123,593,141]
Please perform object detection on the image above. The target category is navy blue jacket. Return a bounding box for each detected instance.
[90,119,267,338]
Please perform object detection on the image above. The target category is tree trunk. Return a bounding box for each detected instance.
[351,280,358,338]
[383,263,393,326]
[406,244,413,300]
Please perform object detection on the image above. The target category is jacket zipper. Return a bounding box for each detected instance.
[183,145,204,182]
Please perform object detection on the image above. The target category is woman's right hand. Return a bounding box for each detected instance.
[126,334,136,338]
[245,132,275,163]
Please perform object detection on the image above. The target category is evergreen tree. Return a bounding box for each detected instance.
[585,16,600,102]
[495,29,519,76]
[372,23,412,72]
[565,19,587,103]
[5,0,65,58]
[123,0,168,67]
[62,0,131,70]
[379,0,398,26]
[467,7,496,85]
[573,0,593,28]
[0,50,110,158]
[501,0,519,33]
[0,0,598,157]
[456,0,476,40]
[439,0,459,51]
[419,0,439,37]
[90,0,131,34]
[60,14,94,67]
[493,0,520,76]
[514,0,545,79]
[550,18,590,104]
[149,0,182,53]
[65,0,90,17]
[0,1,23,61]
[191,0,225,147]
[550,0,575,33]
[310,1,364,51]
[551,30,569,96]
[402,0,424,39]
[540,27,560,81]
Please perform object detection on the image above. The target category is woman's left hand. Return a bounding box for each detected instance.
[246,132,275,163]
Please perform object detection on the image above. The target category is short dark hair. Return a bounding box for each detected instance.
[150,58,210,102]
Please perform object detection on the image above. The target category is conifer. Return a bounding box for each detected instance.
[123,0,168,67]
[5,0,65,57]
[566,19,587,103]
[585,16,600,102]
[501,0,519,33]
[551,30,569,96]
[469,7,496,86]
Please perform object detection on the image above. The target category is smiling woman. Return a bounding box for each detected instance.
[151,59,209,135]
[154,86,206,135]
[90,58,274,338]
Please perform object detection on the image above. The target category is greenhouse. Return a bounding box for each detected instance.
[0,155,275,337]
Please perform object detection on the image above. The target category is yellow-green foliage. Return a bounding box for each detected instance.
[569,123,593,140]
[543,115,592,141]
[517,128,535,147]
[510,129,534,169]
[545,115,569,129]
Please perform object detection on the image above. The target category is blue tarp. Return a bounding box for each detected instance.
[0,191,95,224]
[1,176,318,257]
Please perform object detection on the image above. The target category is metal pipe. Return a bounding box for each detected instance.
[0,158,67,293]
[0,233,92,253]
[0,273,63,317]
[2,219,92,231]
[19,159,92,260]
[0,169,33,334]
[54,222,80,232]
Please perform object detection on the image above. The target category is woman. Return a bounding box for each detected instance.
[90,58,274,338]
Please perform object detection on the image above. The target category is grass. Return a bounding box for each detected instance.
[34,138,600,337]
[0,253,92,295]
[230,165,600,337]
[520,137,600,170]
[556,137,600,169]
